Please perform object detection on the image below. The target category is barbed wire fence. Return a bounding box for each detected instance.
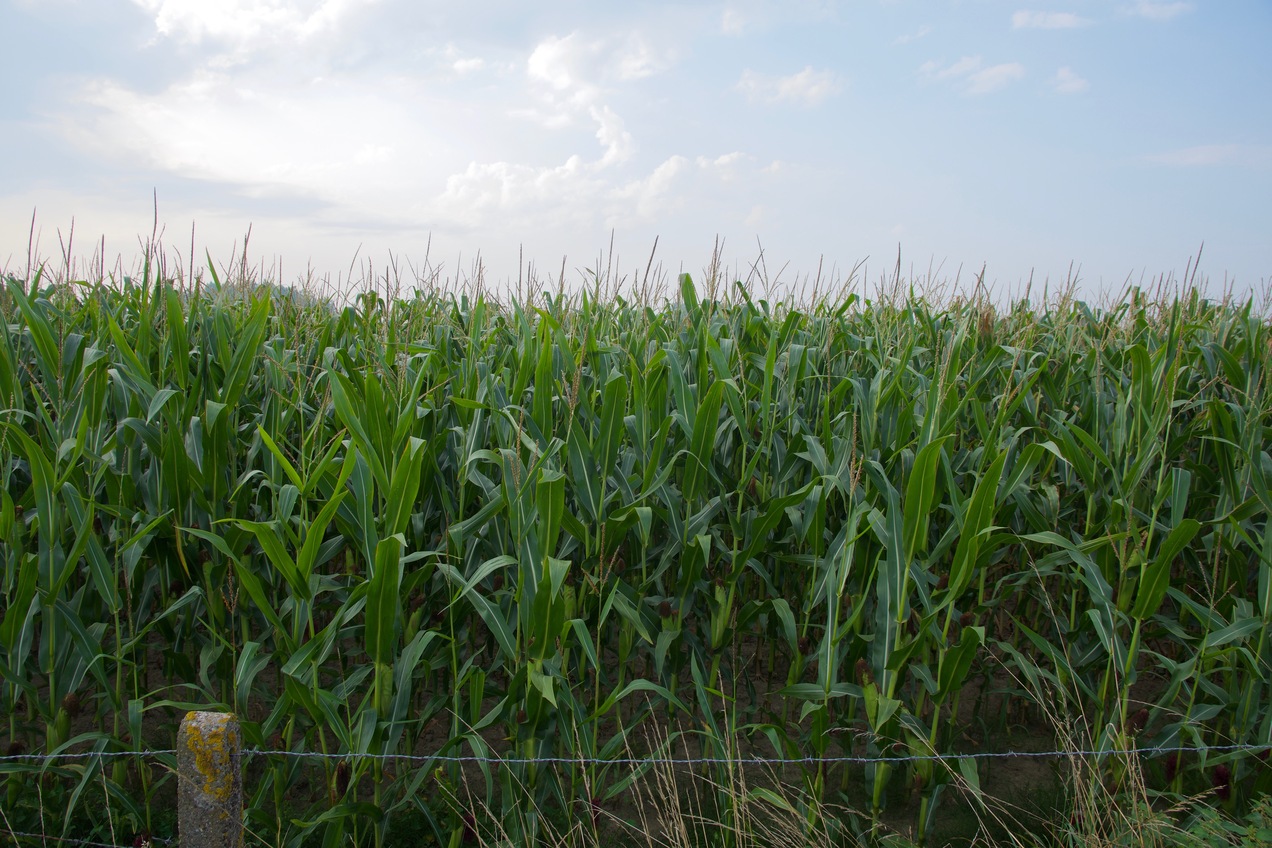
[3,738,1271,848]
[3,741,1269,767]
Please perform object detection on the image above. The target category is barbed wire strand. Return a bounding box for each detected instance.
[243,742,1272,765]
[0,829,156,848]
[0,751,176,763]
[2,742,1269,767]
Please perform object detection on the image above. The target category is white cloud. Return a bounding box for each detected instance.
[527,31,672,109]
[592,106,635,166]
[920,56,983,81]
[528,32,602,104]
[452,57,485,74]
[1126,1,1191,20]
[737,66,842,106]
[522,31,670,168]
[610,153,762,225]
[615,36,670,81]
[612,156,690,221]
[893,25,932,45]
[721,8,747,35]
[419,44,489,78]
[967,63,1025,94]
[129,0,368,50]
[70,70,453,216]
[1145,144,1272,167]
[695,152,748,181]
[438,156,598,228]
[61,21,752,244]
[920,56,1025,94]
[1012,11,1092,29]
[1052,66,1088,93]
[439,149,754,234]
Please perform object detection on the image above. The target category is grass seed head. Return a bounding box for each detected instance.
[1212,764,1232,801]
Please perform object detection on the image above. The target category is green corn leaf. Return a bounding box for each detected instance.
[569,619,601,671]
[903,436,947,565]
[769,598,797,651]
[1131,519,1199,620]
[330,371,389,493]
[296,488,348,586]
[0,554,38,651]
[1204,617,1262,651]
[862,682,902,732]
[5,426,57,550]
[256,425,305,491]
[447,490,507,547]
[226,557,292,651]
[597,370,628,472]
[389,630,439,734]
[366,534,403,668]
[529,666,556,707]
[234,641,271,710]
[527,557,570,661]
[437,561,516,660]
[234,519,307,601]
[219,294,270,409]
[946,451,1007,600]
[50,598,109,691]
[680,273,700,323]
[532,321,555,437]
[384,437,426,537]
[566,426,600,521]
[592,679,690,718]
[1260,519,1272,620]
[937,625,984,700]
[48,491,99,601]
[958,757,982,796]
[144,388,180,424]
[59,484,119,612]
[536,468,565,562]
[7,276,63,399]
[737,484,813,576]
[164,287,190,390]
[683,379,726,503]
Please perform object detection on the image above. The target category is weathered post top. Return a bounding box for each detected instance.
[178,711,243,848]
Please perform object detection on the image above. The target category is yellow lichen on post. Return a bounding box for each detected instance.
[178,711,243,848]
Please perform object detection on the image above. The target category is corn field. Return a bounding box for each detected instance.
[1,265,1271,847]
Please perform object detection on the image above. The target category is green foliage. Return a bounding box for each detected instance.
[1183,794,1272,847]
[1,267,1271,847]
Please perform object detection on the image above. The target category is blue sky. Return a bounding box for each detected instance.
[2,0,1269,299]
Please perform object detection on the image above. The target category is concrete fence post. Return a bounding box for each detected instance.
[178,711,243,848]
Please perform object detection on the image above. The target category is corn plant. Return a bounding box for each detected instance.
[1,262,1270,847]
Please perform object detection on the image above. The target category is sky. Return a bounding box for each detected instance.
[1,0,1270,301]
